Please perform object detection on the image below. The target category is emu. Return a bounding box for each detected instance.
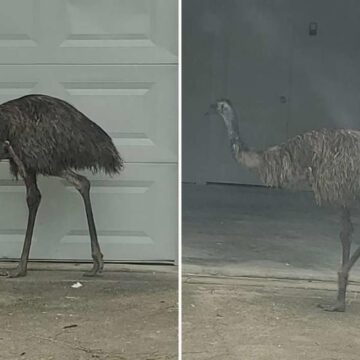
[210,98,360,312]
[0,94,123,278]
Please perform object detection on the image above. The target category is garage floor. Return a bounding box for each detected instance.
[0,265,177,360]
[182,183,360,360]
[183,183,360,280]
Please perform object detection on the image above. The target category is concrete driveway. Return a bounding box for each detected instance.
[0,264,177,360]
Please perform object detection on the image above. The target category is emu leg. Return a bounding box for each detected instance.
[0,142,40,277]
[0,173,41,278]
[319,207,352,312]
[3,141,27,178]
[61,170,103,276]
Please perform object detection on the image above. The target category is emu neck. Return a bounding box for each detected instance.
[221,109,260,169]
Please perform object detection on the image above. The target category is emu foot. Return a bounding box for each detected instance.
[318,302,345,312]
[0,266,27,278]
[83,257,104,277]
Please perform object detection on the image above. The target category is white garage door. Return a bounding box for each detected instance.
[0,0,178,263]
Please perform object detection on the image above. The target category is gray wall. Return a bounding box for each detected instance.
[183,0,360,185]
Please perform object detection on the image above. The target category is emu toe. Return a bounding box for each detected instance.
[0,266,27,278]
[318,302,345,312]
[0,269,9,277]
[7,268,27,278]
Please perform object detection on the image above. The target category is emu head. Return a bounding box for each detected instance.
[213,99,233,117]
[208,99,239,137]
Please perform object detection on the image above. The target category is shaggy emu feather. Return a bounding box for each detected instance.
[258,129,360,206]
[2,94,123,177]
[211,98,360,312]
[0,94,124,278]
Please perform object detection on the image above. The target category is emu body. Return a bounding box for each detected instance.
[0,94,123,277]
[212,99,360,312]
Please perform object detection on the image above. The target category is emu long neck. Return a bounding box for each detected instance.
[221,108,260,169]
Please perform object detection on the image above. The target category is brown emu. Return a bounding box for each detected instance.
[211,98,360,312]
[0,94,123,278]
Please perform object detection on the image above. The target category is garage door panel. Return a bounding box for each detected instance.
[0,66,178,163]
[0,82,38,99]
[57,0,178,62]
[0,0,37,47]
[0,0,177,263]
[0,0,177,64]
[0,162,177,261]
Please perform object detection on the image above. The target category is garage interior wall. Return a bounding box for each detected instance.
[0,0,178,263]
[183,0,360,185]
